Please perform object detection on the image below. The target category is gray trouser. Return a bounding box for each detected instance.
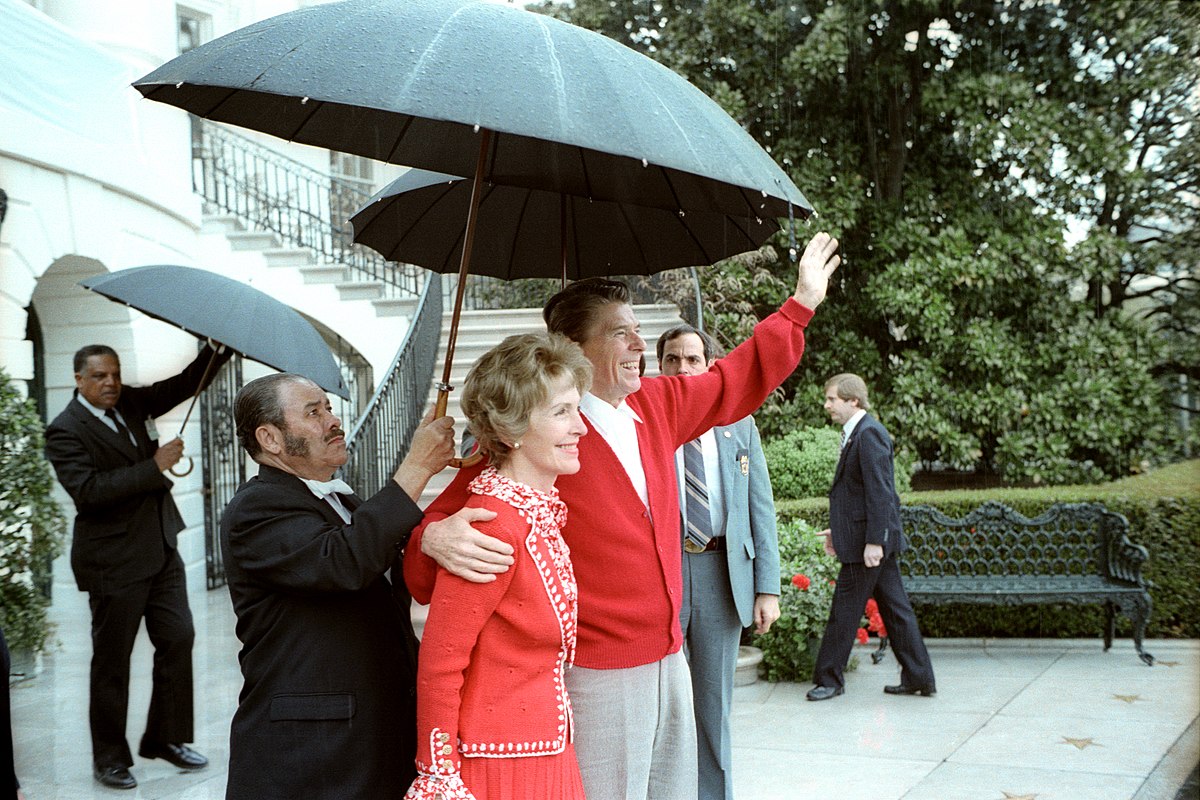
[565,650,698,800]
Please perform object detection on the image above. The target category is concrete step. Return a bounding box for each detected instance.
[225,230,281,251]
[337,281,384,301]
[200,214,246,235]
[300,265,348,284]
[261,247,316,269]
[372,296,421,318]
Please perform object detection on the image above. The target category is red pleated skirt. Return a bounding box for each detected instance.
[460,742,586,799]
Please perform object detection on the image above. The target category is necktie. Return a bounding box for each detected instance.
[683,438,713,552]
[105,409,136,446]
[840,429,848,453]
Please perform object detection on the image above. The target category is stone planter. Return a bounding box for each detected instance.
[734,645,763,686]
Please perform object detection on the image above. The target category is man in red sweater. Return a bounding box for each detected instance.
[413,232,840,799]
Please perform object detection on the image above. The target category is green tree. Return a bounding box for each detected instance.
[543,0,1198,482]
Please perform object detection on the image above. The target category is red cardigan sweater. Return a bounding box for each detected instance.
[406,480,577,777]
[410,298,814,669]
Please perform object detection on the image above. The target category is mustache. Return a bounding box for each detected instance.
[325,428,345,442]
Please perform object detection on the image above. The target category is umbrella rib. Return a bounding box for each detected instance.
[504,188,534,281]
[660,167,687,213]
[382,116,417,166]
[281,96,336,146]
[576,147,594,200]
[613,202,652,273]
[414,181,465,270]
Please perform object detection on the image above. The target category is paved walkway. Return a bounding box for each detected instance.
[9,588,1198,799]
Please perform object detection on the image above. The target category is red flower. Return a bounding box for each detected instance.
[791,574,811,590]
[865,598,879,616]
[856,628,870,644]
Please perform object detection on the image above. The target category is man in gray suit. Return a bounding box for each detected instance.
[657,325,780,800]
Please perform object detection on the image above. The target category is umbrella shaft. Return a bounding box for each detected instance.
[440,128,493,388]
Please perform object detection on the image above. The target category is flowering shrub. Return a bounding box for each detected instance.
[0,370,67,656]
[753,519,846,682]
[861,597,886,644]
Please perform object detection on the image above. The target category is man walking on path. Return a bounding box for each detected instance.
[808,373,935,701]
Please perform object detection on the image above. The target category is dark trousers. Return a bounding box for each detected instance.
[812,554,935,690]
[87,551,195,768]
[2,625,18,793]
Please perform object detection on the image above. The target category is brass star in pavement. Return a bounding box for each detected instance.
[1001,792,1039,800]
[1062,736,1101,750]
[1112,694,1143,703]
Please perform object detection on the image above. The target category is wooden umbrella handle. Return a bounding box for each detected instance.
[435,387,482,469]
[169,456,195,477]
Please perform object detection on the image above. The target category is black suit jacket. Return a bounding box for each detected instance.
[828,414,906,564]
[220,465,423,800]
[44,347,225,593]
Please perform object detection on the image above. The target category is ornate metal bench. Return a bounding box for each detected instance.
[872,501,1154,665]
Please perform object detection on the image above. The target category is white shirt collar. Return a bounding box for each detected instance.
[299,477,353,524]
[579,392,643,430]
[842,409,867,440]
[76,393,134,442]
[579,392,648,509]
[76,392,113,420]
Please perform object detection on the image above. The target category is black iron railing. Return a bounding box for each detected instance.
[341,276,443,496]
[191,120,422,299]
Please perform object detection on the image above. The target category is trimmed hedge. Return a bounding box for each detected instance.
[774,460,1200,639]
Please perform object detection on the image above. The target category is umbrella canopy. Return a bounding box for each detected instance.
[133,0,811,221]
[350,169,781,280]
[80,265,349,399]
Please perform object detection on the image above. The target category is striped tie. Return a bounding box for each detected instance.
[683,438,713,552]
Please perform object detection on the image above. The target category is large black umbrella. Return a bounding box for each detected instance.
[133,0,813,462]
[350,168,780,280]
[80,265,348,399]
[132,0,810,220]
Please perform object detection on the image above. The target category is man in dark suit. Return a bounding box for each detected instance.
[220,373,503,800]
[44,343,230,789]
[2,625,23,800]
[657,326,781,800]
[807,373,935,701]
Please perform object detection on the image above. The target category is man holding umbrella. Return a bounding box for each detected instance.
[414,231,840,799]
[44,343,231,790]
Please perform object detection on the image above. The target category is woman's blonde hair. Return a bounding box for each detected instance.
[461,332,592,468]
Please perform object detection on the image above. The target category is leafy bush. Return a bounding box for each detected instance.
[764,423,914,500]
[763,426,839,500]
[0,370,67,655]
[751,518,846,682]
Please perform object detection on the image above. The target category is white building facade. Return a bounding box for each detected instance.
[1,0,418,604]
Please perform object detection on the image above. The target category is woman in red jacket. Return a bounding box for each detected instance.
[404,332,592,800]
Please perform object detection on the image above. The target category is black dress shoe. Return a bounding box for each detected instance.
[806,685,844,701]
[94,765,137,790]
[884,683,937,697]
[138,741,209,770]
